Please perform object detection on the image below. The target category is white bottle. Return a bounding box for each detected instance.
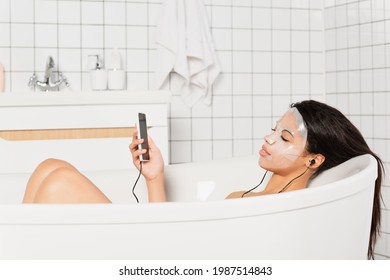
[107,50,126,90]
[88,55,107,91]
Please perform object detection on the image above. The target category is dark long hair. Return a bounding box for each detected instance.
[291,100,384,259]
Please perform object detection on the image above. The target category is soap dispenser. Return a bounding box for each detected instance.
[107,50,126,90]
[88,55,107,90]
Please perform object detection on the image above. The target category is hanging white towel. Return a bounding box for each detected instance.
[155,0,221,107]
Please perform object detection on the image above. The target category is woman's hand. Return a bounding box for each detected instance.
[129,130,166,202]
[129,130,164,182]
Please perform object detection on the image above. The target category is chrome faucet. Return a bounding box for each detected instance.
[28,56,70,91]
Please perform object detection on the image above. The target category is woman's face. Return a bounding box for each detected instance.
[258,108,308,174]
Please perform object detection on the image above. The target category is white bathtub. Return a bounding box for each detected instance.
[0,154,377,260]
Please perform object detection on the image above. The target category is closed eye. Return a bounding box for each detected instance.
[271,128,288,141]
[281,129,294,142]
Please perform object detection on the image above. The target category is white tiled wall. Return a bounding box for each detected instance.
[0,0,325,164]
[169,0,324,162]
[324,0,390,259]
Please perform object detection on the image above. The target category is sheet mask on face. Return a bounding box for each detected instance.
[261,108,308,169]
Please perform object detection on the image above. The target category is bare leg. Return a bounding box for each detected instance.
[23,158,78,203]
[33,167,111,203]
[23,158,111,204]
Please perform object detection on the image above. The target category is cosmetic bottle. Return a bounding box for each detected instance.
[107,50,126,90]
[0,63,4,92]
[88,55,107,91]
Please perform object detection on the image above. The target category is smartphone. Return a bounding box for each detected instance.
[136,113,150,161]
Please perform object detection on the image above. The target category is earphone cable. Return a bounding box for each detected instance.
[241,170,268,198]
[241,167,309,198]
[132,161,142,203]
[278,167,309,193]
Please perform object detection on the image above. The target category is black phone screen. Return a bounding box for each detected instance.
[138,113,150,161]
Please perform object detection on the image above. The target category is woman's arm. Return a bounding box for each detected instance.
[144,172,166,202]
[129,130,166,202]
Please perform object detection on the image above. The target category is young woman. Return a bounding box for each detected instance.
[22,100,384,259]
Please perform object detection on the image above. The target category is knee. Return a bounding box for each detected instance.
[47,166,75,179]
[35,158,76,174]
[38,158,71,169]
[33,168,79,203]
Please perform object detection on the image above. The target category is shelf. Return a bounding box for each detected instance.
[0,90,171,107]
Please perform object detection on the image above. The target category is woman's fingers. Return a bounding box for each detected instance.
[129,130,145,164]
[129,129,158,166]
[130,138,143,151]
[131,148,145,160]
[129,130,139,148]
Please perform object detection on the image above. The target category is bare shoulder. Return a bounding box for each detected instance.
[226,190,266,199]
[225,191,246,199]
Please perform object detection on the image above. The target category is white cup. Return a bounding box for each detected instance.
[108,69,126,90]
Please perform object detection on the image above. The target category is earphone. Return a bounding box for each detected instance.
[242,158,316,197]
